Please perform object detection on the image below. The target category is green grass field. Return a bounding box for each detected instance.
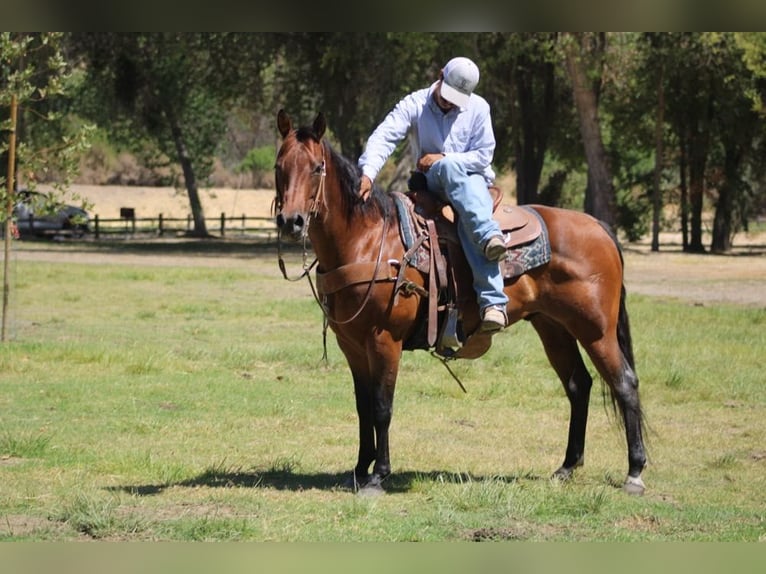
[1,243,765,541]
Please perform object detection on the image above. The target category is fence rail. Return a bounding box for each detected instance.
[92,213,277,240]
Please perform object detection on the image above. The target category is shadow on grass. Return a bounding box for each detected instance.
[106,467,545,496]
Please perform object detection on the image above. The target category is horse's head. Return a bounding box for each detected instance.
[274,109,327,242]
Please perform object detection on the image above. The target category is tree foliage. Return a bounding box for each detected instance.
[1,32,93,200]
[67,32,278,236]
[8,32,764,251]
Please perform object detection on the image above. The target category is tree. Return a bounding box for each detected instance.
[561,32,617,227]
[647,34,668,252]
[662,33,720,252]
[69,33,278,237]
[480,33,562,205]
[273,33,439,161]
[735,33,766,117]
[1,32,92,341]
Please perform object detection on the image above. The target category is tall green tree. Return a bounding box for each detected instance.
[69,33,277,237]
[705,34,762,252]
[658,33,765,252]
[662,33,720,252]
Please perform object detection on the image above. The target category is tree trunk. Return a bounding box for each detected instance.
[687,132,708,253]
[679,132,689,251]
[711,147,742,252]
[685,89,714,253]
[2,95,18,343]
[563,34,616,228]
[164,103,210,238]
[651,61,665,252]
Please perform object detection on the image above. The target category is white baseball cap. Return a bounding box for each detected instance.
[440,57,480,108]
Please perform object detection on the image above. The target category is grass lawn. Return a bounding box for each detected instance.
[1,243,765,541]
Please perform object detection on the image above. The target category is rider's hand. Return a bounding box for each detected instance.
[417,153,445,172]
[359,175,373,201]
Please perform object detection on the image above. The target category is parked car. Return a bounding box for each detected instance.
[12,189,90,239]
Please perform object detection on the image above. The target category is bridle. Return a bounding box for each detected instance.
[275,137,389,328]
[275,141,327,282]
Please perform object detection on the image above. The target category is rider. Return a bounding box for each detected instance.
[358,56,508,332]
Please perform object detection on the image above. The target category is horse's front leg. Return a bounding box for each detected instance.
[348,335,402,495]
[351,371,376,487]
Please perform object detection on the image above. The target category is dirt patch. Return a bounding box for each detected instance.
[623,245,766,307]
[0,514,78,539]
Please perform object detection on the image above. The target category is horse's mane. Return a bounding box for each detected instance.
[294,126,393,221]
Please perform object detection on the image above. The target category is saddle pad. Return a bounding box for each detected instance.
[392,192,418,252]
[501,206,551,279]
[392,191,432,270]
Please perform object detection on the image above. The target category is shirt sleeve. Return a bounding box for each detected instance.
[358,93,418,182]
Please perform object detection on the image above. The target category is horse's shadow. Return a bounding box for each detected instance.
[106,468,545,496]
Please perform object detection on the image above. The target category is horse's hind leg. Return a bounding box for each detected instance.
[530,315,593,480]
[584,336,646,495]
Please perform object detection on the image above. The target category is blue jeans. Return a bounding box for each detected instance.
[425,156,508,311]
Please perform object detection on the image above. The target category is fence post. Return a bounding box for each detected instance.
[220,212,225,237]
[158,213,164,237]
[94,214,100,239]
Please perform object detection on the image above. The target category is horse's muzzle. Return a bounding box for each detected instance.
[276,212,305,242]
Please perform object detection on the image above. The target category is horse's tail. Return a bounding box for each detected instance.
[597,221,636,373]
[617,282,636,371]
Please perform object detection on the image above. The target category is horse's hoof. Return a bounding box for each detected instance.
[622,475,645,496]
[552,466,574,481]
[344,473,367,492]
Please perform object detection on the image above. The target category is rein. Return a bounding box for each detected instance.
[315,215,389,326]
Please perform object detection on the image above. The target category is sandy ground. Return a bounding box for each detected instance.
[14,184,766,308]
[46,184,277,220]
[622,246,766,307]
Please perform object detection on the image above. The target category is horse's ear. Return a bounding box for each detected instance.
[313,112,326,140]
[277,109,292,138]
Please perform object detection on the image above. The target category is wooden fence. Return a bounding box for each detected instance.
[92,212,277,240]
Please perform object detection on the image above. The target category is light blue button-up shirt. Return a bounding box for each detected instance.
[358,81,496,185]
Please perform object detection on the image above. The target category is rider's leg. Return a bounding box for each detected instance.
[425,157,508,318]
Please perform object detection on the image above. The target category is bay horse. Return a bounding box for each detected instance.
[274,109,647,495]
